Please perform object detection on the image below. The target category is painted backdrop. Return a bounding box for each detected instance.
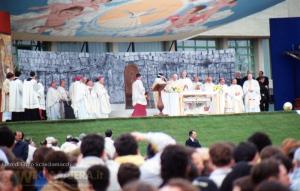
[1,0,284,42]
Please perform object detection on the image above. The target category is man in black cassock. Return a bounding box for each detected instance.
[256,71,269,111]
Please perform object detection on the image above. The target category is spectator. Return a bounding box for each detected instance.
[160,178,198,191]
[233,176,255,191]
[87,164,110,191]
[220,142,258,191]
[118,163,141,188]
[260,145,284,160]
[31,146,53,191]
[250,158,290,187]
[0,170,20,191]
[185,130,201,148]
[160,145,192,186]
[122,181,158,191]
[43,151,70,181]
[247,132,272,152]
[104,129,115,159]
[25,137,37,163]
[255,180,289,191]
[290,147,300,191]
[0,126,15,148]
[132,132,176,187]
[281,138,300,160]
[114,134,144,166]
[12,131,29,161]
[5,160,37,191]
[209,142,234,188]
[70,134,120,191]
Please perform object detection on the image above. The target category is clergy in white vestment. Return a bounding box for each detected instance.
[70,76,89,119]
[243,73,261,112]
[178,70,193,91]
[203,76,215,93]
[217,78,229,114]
[151,73,167,108]
[1,72,14,121]
[84,80,99,119]
[227,79,244,113]
[93,76,111,118]
[57,80,69,119]
[165,73,179,92]
[22,71,40,121]
[9,71,24,121]
[37,80,46,120]
[192,76,203,91]
[132,73,147,117]
[46,81,61,120]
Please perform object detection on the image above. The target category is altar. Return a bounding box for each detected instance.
[162,91,222,116]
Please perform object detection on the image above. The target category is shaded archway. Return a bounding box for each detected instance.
[124,63,139,109]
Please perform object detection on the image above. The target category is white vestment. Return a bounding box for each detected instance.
[1,79,10,112]
[37,82,46,110]
[193,82,203,91]
[165,80,179,92]
[227,84,244,113]
[219,84,229,114]
[70,81,88,119]
[132,79,147,106]
[203,82,215,93]
[9,78,24,112]
[178,78,193,91]
[22,78,40,109]
[1,79,11,121]
[57,86,69,101]
[93,83,111,118]
[84,86,100,119]
[243,79,261,112]
[46,87,61,120]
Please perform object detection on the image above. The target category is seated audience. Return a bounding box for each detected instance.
[12,131,29,161]
[185,130,201,148]
[247,132,272,152]
[87,164,110,191]
[117,163,140,188]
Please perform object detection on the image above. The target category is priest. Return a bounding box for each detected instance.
[243,73,261,112]
[69,76,88,119]
[46,81,61,120]
[94,76,111,118]
[227,79,244,113]
[151,73,167,108]
[203,76,215,93]
[57,80,69,119]
[1,72,14,121]
[22,71,40,121]
[178,70,193,91]
[132,73,147,117]
[84,79,99,119]
[37,79,46,120]
[9,71,24,121]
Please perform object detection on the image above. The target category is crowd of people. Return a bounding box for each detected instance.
[0,126,299,191]
[1,71,111,122]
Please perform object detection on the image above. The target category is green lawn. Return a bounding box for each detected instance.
[3,112,300,153]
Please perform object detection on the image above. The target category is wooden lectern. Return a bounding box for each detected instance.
[152,83,167,115]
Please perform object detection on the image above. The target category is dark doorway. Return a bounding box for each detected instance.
[124,64,139,109]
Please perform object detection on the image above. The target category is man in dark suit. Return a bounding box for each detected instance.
[12,131,29,161]
[256,71,270,111]
[185,130,201,148]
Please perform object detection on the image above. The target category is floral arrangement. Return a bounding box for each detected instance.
[166,86,183,93]
[213,85,223,93]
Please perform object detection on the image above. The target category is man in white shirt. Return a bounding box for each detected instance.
[46,81,61,120]
[243,73,261,112]
[22,71,40,121]
[227,79,244,113]
[131,73,147,117]
[9,71,24,121]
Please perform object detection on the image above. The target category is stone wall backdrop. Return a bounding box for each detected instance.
[17,49,236,104]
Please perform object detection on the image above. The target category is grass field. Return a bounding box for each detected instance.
[3,111,300,153]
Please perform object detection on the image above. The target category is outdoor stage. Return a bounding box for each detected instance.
[4,111,300,153]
